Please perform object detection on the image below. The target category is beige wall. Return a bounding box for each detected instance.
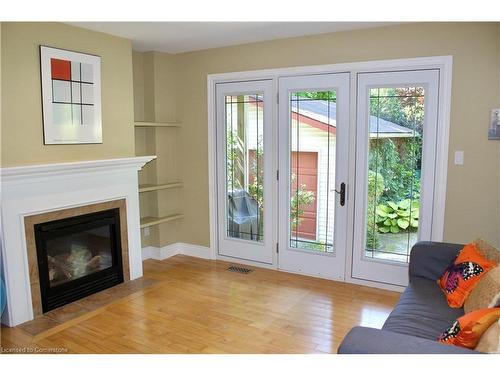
[132,51,145,122]
[133,51,179,122]
[1,22,135,167]
[170,22,500,248]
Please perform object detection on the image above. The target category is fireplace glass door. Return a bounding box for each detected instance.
[35,208,124,312]
[46,225,114,287]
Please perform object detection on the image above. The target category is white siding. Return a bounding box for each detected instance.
[291,121,336,244]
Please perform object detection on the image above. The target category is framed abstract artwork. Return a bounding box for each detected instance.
[40,46,102,144]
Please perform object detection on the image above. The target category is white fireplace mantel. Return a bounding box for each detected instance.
[0,156,156,326]
[1,156,156,182]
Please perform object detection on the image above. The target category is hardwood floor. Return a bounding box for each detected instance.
[1,255,401,353]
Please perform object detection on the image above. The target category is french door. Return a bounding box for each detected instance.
[277,73,350,280]
[215,80,276,264]
[214,67,442,287]
[215,74,350,277]
[351,70,440,286]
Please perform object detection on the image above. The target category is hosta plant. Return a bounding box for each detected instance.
[376,199,419,234]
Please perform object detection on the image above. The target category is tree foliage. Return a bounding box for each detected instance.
[368,87,423,203]
[369,138,421,203]
[295,91,336,101]
[366,170,385,249]
[289,174,315,230]
[366,87,424,248]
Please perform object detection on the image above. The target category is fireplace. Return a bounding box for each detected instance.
[34,208,124,312]
[1,157,154,326]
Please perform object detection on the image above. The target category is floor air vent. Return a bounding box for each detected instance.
[227,265,253,274]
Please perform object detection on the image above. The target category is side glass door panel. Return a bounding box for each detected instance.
[352,70,440,286]
[216,80,275,264]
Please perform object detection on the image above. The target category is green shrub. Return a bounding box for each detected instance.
[369,138,422,204]
[366,170,385,249]
[375,199,419,234]
[289,174,315,230]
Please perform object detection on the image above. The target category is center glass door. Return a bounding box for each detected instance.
[278,73,350,280]
[215,80,276,264]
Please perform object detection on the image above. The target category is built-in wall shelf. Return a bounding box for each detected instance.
[133,55,183,250]
[140,214,184,228]
[134,121,181,128]
[139,182,183,193]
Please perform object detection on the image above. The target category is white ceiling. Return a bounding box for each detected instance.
[68,22,394,54]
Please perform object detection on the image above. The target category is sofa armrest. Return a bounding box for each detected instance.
[337,326,478,354]
[409,241,463,281]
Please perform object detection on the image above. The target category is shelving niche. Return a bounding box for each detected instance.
[135,122,183,248]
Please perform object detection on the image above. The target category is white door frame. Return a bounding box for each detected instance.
[207,56,453,290]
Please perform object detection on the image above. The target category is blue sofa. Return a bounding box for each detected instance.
[338,242,478,354]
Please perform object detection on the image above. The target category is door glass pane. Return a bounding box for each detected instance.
[225,94,264,242]
[289,91,336,253]
[365,87,424,263]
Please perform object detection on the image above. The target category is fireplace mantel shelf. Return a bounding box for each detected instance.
[1,156,157,182]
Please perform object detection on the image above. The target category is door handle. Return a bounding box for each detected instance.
[334,182,346,207]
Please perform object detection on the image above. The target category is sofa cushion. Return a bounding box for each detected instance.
[474,239,500,264]
[475,318,500,353]
[383,277,464,340]
[464,266,500,313]
[409,242,463,281]
[338,326,477,354]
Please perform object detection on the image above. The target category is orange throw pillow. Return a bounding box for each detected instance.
[438,243,497,308]
[438,307,500,349]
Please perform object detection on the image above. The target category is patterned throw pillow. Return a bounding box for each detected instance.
[464,266,500,314]
[437,243,497,308]
[438,308,500,349]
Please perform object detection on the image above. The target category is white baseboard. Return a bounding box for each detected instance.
[177,242,212,259]
[142,242,211,261]
[141,246,154,260]
[141,243,180,261]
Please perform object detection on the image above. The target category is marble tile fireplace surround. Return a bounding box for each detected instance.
[0,156,155,327]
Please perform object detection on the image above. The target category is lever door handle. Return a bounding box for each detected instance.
[334,182,346,207]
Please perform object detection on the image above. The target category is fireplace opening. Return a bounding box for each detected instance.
[34,208,124,312]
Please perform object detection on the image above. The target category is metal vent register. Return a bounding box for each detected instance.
[227,266,253,274]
